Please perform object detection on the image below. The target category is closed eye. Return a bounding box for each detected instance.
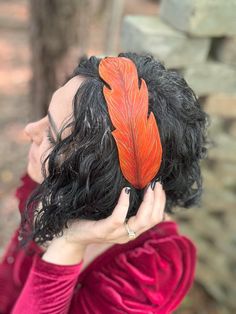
[46,128,57,146]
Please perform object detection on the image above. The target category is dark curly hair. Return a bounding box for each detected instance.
[20,52,209,247]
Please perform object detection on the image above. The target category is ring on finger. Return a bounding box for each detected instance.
[124,218,136,239]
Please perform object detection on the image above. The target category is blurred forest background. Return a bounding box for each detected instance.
[0,0,236,313]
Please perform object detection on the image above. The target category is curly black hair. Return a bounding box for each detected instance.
[20,52,209,247]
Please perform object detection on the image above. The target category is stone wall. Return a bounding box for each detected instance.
[121,0,236,312]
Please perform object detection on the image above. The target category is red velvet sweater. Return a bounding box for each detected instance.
[0,174,196,314]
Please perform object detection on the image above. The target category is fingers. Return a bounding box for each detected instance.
[127,181,164,235]
[95,181,166,244]
[109,181,166,242]
[102,187,131,233]
[130,184,155,230]
[151,182,166,224]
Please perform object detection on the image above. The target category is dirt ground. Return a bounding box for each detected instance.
[0,1,224,313]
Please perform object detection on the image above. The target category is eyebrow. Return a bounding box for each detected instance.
[47,110,59,139]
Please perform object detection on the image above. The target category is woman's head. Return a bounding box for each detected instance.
[24,76,83,183]
[22,52,209,246]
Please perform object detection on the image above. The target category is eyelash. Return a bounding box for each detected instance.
[46,129,57,146]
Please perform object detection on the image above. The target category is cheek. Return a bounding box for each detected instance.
[27,140,53,183]
[30,139,52,172]
[39,139,53,164]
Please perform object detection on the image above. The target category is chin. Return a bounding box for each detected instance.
[27,161,43,184]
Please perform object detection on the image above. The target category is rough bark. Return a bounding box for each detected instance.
[29,0,80,119]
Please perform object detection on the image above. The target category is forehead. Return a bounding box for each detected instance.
[49,76,83,129]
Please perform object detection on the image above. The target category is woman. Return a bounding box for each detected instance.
[0,53,208,313]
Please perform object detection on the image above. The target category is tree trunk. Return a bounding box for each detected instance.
[105,0,124,55]
[29,0,80,119]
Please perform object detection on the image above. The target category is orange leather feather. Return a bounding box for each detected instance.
[99,57,162,189]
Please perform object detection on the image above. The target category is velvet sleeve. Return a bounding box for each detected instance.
[11,254,83,314]
[0,227,22,313]
[8,222,196,314]
[70,221,197,314]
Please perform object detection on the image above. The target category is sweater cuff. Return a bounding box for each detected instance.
[32,253,83,279]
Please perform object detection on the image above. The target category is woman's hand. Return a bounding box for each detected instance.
[42,181,166,265]
[64,181,166,247]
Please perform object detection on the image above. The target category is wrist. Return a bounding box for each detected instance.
[42,236,86,266]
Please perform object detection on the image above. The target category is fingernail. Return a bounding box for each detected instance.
[125,187,131,194]
[151,181,156,190]
[156,177,162,184]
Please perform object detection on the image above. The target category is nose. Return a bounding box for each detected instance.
[24,121,42,145]
[24,123,32,139]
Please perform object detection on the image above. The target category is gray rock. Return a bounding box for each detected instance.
[175,149,236,310]
[208,133,236,163]
[121,15,210,68]
[207,115,224,136]
[212,37,236,66]
[184,61,236,96]
[176,197,236,309]
[160,0,236,37]
[229,121,236,138]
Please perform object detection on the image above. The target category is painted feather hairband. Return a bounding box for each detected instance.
[99,57,162,189]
